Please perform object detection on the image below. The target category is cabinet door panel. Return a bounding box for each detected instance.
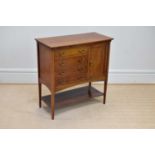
[89,43,107,80]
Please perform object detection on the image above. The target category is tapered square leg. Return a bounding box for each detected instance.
[103,79,108,104]
[38,83,42,108]
[88,82,92,97]
[51,93,55,120]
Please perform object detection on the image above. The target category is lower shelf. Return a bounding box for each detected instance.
[42,86,103,109]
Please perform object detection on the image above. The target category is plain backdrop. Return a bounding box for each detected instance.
[0,26,155,83]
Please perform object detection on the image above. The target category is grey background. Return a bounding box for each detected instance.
[0,26,155,83]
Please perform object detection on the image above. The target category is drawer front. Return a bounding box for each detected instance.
[55,56,88,73]
[55,45,89,58]
[55,54,88,88]
[56,67,87,77]
[56,74,86,86]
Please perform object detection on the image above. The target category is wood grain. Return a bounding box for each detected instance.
[36,32,113,48]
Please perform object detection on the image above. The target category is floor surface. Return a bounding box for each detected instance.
[0,84,155,128]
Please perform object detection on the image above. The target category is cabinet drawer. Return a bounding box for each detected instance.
[56,74,86,86]
[55,46,89,58]
[55,54,88,88]
[55,55,88,78]
[55,56,88,70]
[56,67,87,77]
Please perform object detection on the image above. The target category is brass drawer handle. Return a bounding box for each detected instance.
[59,51,65,56]
[89,61,93,66]
[59,62,65,66]
[77,59,82,63]
[58,71,65,76]
[78,49,86,54]
[77,57,86,63]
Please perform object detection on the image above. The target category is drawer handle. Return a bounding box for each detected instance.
[89,61,93,66]
[78,49,86,54]
[77,59,82,63]
[59,62,65,66]
[58,71,65,75]
[59,52,65,56]
[77,58,86,63]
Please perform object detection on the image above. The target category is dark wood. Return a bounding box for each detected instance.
[103,80,107,104]
[36,32,113,119]
[42,86,103,109]
[51,93,55,120]
[88,82,92,97]
[103,41,111,104]
[36,42,42,108]
[50,51,55,120]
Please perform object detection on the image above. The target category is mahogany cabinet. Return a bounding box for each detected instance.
[36,32,113,120]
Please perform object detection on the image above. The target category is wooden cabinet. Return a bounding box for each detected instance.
[36,32,113,120]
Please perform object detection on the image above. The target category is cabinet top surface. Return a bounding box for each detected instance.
[36,32,113,48]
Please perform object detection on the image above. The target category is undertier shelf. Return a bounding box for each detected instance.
[42,86,103,109]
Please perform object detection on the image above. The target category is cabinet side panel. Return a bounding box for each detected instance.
[89,42,107,81]
[38,43,52,91]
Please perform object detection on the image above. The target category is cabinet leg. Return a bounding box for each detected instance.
[103,79,108,104]
[51,93,55,120]
[88,82,92,97]
[38,83,42,108]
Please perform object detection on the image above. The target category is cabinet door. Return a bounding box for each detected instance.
[89,43,107,80]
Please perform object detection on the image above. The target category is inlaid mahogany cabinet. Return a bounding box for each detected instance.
[36,32,113,120]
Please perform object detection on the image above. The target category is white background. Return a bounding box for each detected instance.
[0,26,155,83]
